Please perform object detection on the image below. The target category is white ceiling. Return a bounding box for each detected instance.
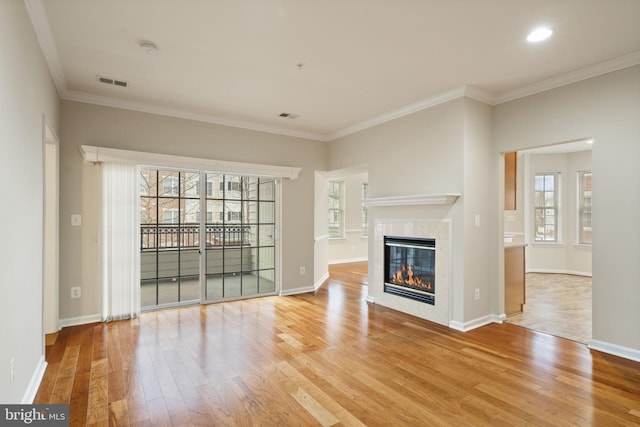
[26,0,640,141]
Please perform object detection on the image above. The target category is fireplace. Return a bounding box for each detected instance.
[384,236,436,305]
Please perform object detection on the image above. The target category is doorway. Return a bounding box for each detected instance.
[139,169,278,310]
[503,140,593,343]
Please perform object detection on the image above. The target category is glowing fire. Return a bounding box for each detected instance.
[391,264,433,291]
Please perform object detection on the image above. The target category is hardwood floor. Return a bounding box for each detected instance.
[36,262,640,426]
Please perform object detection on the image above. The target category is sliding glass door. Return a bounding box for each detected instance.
[204,174,276,302]
[139,169,278,310]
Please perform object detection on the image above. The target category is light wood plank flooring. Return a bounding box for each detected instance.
[506,273,592,344]
[36,262,640,426]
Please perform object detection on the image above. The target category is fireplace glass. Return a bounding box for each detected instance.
[384,236,435,305]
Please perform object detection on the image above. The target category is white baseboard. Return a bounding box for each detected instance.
[328,257,368,265]
[365,295,375,303]
[279,285,316,296]
[315,272,329,290]
[589,340,640,363]
[526,268,592,277]
[22,356,47,404]
[449,314,503,332]
[58,314,103,328]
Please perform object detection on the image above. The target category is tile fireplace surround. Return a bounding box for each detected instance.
[371,218,451,326]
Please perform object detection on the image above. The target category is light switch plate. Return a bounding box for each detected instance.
[71,214,82,226]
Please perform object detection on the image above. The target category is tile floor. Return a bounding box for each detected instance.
[505,273,592,344]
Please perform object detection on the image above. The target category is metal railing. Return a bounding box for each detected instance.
[140,224,251,251]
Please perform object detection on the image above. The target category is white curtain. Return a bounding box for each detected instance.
[101,162,140,321]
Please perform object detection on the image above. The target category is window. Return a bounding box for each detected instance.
[361,183,368,237]
[220,180,241,192]
[534,173,559,242]
[328,181,344,238]
[162,208,179,224]
[219,211,241,222]
[578,171,592,244]
[163,176,179,195]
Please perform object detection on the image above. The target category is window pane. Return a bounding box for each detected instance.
[259,224,275,246]
[259,179,275,201]
[207,173,225,199]
[544,175,554,191]
[181,172,200,197]
[140,169,157,196]
[160,171,179,196]
[534,175,544,191]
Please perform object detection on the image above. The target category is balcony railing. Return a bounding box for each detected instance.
[141,224,251,251]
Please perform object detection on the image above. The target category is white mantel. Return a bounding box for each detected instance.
[364,193,460,207]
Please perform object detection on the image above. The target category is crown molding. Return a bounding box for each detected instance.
[494,50,640,104]
[25,0,640,143]
[326,86,467,141]
[24,0,67,96]
[62,90,328,142]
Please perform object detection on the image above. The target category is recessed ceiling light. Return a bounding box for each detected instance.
[527,27,553,43]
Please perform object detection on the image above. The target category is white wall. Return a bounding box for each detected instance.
[524,151,592,275]
[328,172,369,264]
[58,100,327,321]
[494,65,640,355]
[328,98,494,326]
[462,99,496,321]
[0,1,60,402]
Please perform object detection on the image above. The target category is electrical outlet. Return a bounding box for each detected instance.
[474,288,480,300]
[10,358,15,383]
[299,266,306,275]
[474,214,481,227]
[71,287,81,299]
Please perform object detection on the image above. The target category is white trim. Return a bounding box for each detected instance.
[64,89,326,142]
[23,0,67,97]
[364,194,460,207]
[589,340,640,363]
[22,356,47,404]
[526,268,592,277]
[279,285,316,296]
[80,145,301,179]
[328,257,368,265]
[494,51,640,104]
[345,228,365,234]
[59,314,103,328]
[327,86,468,140]
[23,3,640,143]
[315,272,330,291]
[365,295,375,303]
[314,234,330,242]
[449,314,502,332]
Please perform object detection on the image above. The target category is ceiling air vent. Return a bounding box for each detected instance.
[97,75,128,88]
[279,112,300,119]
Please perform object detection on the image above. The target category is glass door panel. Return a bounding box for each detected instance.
[140,169,202,310]
[204,174,278,302]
